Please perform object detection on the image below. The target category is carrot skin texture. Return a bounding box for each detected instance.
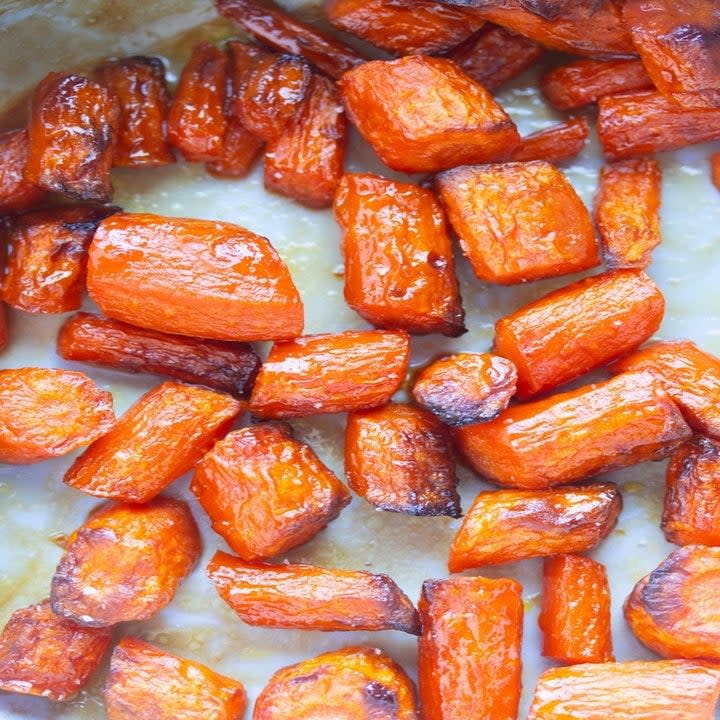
[208,552,421,634]
[0,129,47,214]
[418,576,523,720]
[510,116,589,163]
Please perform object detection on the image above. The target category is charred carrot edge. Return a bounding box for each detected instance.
[511,116,589,163]
[0,129,47,214]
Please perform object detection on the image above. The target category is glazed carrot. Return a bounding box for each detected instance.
[253,646,419,720]
[95,56,174,167]
[539,554,614,664]
[418,576,523,720]
[2,205,118,313]
[105,637,246,720]
[510,116,589,164]
[0,368,114,464]
[344,404,460,517]
[338,56,520,174]
[191,424,351,560]
[250,330,410,419]
[0,599,111,701]
[51,497,201,627]
[65,381,242,504]
[334,173,464,336]
[0,129,47,214]
[208,551,420,634]
[411,353,517,427]
[595,158,662,268]
[436,161,599,285]
[455,371,690,490]
[494,269,664,398]
[86,213,303,341]
[25,72,119,202]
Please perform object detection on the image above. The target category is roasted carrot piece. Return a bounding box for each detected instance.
[0,599,111,701]
[449,484,621,571]
[254,646,419,720]
[539,554,613,664]
[418,576,523,720]
[712,152,720,191]
[64,381,242,504]
[57,312,261,397]
[339,56,520,175]
[334,173,464,336]
[25,72,119,202]
[595,158,662,268]
[494,269,664,398]
[455,371,690,490]
[51,497,201,627]
[105,637,246,720]
[0,367,114,464]
[86,212,303,341]
[344,404,460,518]
[208,551,420,634]
[95,56,174,167]
[264,74,346,208]
[191,423,351,561]
[2,205,118,314]
[0,129,47,214]
[436,161,599,285]
[611,340,720,438]
[527,659,720,720]
[250,330,409,419]
[510,116,589,163]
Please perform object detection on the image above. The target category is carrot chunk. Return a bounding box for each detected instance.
[0,599,111,701]
[105,637,246,720]
[494,269,664,398]
[345,404,460,517]
[455,371,690,490]
[510,116,589,164]
[191,423,351,560]
[51,497,201,627]
[334,173,464,336]
[418,576,523,720]
[411,352,517,427]
[448,484,620,571]
[25,72,119,202]
[254,646,419,720]
[65,381,242,504]
[712,152,720,191]
[338,56,520,175]
[95,56,174,167]
[595,158,662,268]
[208,551,420,634]
[250,330,410,419]
[0,129,47,214]
[86,212,303,342]
[539,554,614,664]
[0,367,114,464]
[436,161,599,285]
[2,205,118,314]
[625,545,720,661]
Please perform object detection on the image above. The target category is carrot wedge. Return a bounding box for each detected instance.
[510,117,589,164]
[208,551,421,634]
[0,129,47,214]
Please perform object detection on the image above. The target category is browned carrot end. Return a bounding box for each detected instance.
[0,129,47,213]
[510,117,589,164]
[712,152,720,191]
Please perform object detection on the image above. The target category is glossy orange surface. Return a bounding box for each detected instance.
[0,129,47,214]
[510,116,589,163]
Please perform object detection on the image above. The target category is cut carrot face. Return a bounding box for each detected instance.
[0,599,111,701]
[418,576,523,720]
[448,484,621,571]
[436,161,599,285]
[345,404,460,518]
[65,380,242,504]
[254,646,419,720]
[105,637,246,720]
[334,173,464,336]
[0,367,114,464]
[51,497,201,627]
[208,551,420,634]
[250,330,410,419]
[339,55,520,174]
[595,158,662,269]
[510,116,589,164]
[455,371,690,490]
[539,554,613,664]
[494,269,665,398]
[95,55,174,167]
[191,423,351,561]
[86,212,303,342]
[25,72,119,202]
[0,129,47,214]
